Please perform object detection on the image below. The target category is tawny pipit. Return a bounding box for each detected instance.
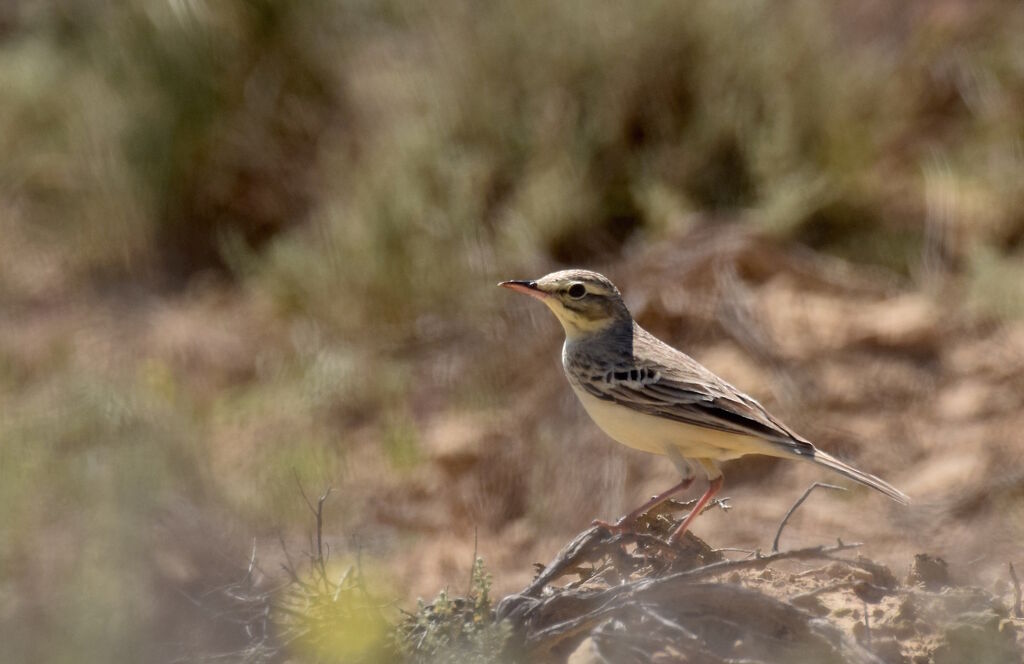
[500,269,909,543]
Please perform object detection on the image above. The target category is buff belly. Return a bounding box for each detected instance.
[570,384,769,461]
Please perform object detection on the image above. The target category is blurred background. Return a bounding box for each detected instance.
[1,0,1023,661]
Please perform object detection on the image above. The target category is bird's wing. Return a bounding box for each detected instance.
[576,338,816,459]
[571,327,910,504]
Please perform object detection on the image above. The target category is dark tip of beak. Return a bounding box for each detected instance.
[498,280,538,290]
[499,279,548,300]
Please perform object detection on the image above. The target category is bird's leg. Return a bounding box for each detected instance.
[593,476,695,534]
[595,447,695,534]
[667,474,723,545]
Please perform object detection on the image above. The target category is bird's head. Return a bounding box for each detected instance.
[499,269,630,339]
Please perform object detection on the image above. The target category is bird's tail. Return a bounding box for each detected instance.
[809,449,910,505]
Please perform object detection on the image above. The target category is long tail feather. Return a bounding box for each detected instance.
[809,449,910,505]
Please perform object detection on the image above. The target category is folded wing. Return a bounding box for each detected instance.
[574,327,909,504]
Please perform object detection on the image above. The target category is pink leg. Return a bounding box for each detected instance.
[593,476,695,534]
[667,475,723,544]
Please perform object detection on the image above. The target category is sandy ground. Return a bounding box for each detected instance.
[4,228,1023,660]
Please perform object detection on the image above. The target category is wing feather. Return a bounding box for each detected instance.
[566,323,909,504]
[576,328,816,458]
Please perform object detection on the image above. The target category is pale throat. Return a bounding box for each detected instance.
[545,303,617,341]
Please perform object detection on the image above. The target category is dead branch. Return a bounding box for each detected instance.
[294,473,333,583]
[520,564,876,661]
[520,524,725,601]
[615,541,863,594]
[646,494,731,520]
[499,527,868,661]
[522,526,612,597]
[772,482,847,552]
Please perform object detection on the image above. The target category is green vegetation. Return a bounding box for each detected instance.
[6,2,1024,312]
[396,556,510,664]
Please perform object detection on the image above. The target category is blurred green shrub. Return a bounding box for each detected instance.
[271,556,395,664]
[3,0,1023,308]
[258,0,1024,343]
[95,0,346,277]
[1,0,347,281]
[0,369,206,662]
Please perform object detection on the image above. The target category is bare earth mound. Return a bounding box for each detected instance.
[415,500,1024,663]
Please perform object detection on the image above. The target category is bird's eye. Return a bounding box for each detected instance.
[567,283,586,299]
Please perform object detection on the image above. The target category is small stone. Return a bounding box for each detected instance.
[854,580,889,604]
[907,553,951,590]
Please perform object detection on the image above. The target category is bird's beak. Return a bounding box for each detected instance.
[498,279,548,301]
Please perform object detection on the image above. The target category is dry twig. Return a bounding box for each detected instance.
[294,474,333,583]
[499,527,866,660]
[772,482,847,552]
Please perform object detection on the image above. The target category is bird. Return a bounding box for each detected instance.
[499,269,909,544]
